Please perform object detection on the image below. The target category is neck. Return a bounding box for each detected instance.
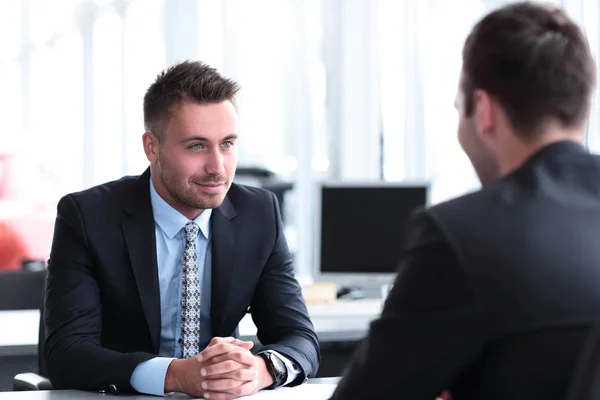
[498,126,584,177]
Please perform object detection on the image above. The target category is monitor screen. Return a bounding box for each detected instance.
[319,184,428,274]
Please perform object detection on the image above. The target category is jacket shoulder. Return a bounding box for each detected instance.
[226,183,276,206]
[60,174,140,214]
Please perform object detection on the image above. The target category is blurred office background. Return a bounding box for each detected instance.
[0,0,598,277]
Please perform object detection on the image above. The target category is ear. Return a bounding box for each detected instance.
[473,89,496,142]
[143,132,159,163]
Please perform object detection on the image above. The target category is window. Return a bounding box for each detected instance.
[377,0,599,204]
[378,0,485,203]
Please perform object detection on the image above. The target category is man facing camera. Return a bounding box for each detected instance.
[44,61,319,399]
[331,3,599,400]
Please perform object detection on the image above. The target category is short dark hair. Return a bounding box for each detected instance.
[461,2,596,137]
[143,60,240,140]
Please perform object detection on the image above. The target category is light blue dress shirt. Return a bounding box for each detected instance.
[130,179,299,395]
[130,179,213,395]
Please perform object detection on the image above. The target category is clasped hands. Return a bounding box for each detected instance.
[165,337,274,399]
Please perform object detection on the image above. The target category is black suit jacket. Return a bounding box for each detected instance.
[44,169,319,393]
[332,141,600,400]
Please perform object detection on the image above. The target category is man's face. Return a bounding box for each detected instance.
[455,77,500,185]
[151,101,238,214]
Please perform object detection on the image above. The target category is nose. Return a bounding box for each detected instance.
[205,148,225,176]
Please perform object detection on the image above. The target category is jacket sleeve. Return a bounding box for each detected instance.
[249,192,320,385]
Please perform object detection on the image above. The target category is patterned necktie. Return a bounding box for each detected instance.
[181,222,200,358]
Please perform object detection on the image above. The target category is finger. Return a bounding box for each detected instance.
[209,337,254,350]
[204,366,258,382]
[198,343,249,362]
[202,378,243,392]
[231,339,254,350]
[206,348,256,367]
[210,337,235,346]
[204,378,259,399]
[202,358,257,377]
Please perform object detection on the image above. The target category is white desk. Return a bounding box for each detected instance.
[0,300,383,357]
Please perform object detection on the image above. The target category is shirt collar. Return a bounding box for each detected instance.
[149,178,212,240]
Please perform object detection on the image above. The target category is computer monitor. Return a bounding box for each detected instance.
[314,181,430,288]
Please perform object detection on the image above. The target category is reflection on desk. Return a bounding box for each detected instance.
[0,379,339,399]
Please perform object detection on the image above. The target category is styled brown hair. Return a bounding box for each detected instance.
[143,60,240,140]
[461,2,596,137]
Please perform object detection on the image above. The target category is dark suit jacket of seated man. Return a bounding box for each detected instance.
[331,3,600,400]
[44,61,319,399]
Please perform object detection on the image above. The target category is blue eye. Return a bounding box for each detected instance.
[222,141,234,148]
[189,143,204,150]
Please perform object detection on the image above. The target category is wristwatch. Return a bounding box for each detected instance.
[258,350,288,389]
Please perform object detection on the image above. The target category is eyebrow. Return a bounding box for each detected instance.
[181,134,238,144]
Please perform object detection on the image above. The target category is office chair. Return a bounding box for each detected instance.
[0,269,53,391]
[564,326,600,400]
[12,310,51,390]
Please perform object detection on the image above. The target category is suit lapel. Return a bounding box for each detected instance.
[121,169,161,352]
[210,196,238,336]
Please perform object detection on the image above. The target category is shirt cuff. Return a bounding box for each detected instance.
[269,350,301,386]
[130,357,176,396]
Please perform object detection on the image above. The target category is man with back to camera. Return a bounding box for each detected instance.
[44,61,319,399]
[331,2,600,400]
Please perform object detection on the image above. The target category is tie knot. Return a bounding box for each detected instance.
[185,222,199,242]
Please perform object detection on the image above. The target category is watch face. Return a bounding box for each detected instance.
[270,352,286,374]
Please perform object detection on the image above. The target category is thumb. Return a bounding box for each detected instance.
[209,336,254,349]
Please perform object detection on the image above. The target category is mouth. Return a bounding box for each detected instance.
[195,182,227,193]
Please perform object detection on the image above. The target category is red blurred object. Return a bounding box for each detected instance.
[0,221,28,270]
[0,153,61,270]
